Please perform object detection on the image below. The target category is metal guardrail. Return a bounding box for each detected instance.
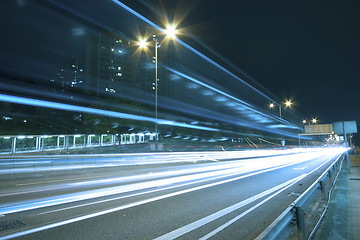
[256,154,345,240]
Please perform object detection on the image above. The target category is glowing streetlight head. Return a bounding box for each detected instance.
[303,120,307,124]
[312,118,317,124]
[165,24,178,39]
[138,38,148,50]
[285,100,292,107]
[269,103,275,108]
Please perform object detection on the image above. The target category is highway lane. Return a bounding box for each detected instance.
[0,148,345,239]
[0,148,311,175]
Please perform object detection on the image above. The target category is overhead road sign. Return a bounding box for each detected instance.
[333,121,357,134]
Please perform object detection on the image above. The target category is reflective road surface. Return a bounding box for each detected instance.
[0,148,345,240]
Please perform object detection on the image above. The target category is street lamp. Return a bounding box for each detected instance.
[312,118,318,124]
[285,100,292,108]
[269,102,282,118]
[138,38,148,50]
[164,24,178,40]
[269,99,292,146]
[302,119,307,124]
[269,99,292,119]
[138,24,178,150]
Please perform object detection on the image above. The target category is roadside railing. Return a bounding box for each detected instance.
[256,153,345,240]
[0,133,154,154]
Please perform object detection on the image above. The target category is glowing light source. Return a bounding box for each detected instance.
[138,38,148,49]
[303,120,307,124]
[312,118,318,124]
[111,0,276,105]
[269,103,275,108]
[164,24,178,39]
[285,100,292,107]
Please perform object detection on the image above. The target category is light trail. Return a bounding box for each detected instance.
[0,148,319,175]
[154,175,306,240]
[165,67,303,135]
[37,160,307,216]
[0,93,219,132]
[0,160,312,240]
[198,176,304,240]
[111,0,276,103]
[157,150,343,239]
[109,1,304,137]
[0,148,345,215]
[0,148,345,240]
[0,153,311,215]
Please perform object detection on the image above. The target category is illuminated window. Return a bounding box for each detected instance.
[105,88,116,93]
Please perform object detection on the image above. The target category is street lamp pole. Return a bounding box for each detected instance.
[269,100,292,146]
[279,105,282,119]
[138,25,178,151]
[154,35,158,150]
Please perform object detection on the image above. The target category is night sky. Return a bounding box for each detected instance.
[124,0,360,125]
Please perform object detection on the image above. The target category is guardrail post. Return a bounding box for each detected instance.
[328,170,332,182]
[319,180,326,200]
[41,136,45,151]
[35,137,39,150]
[295,207,306,240]
[65,135,69,153]
[11,137,16,154]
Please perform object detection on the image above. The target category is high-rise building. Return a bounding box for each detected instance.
[51,55,85,98]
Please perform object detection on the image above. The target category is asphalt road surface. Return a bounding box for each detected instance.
[0,148,345,240]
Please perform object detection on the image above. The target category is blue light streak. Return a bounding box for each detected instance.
[0,148,345,240]
[111,1,163,31]
[176,39,275,102]
[113,1,277,103]
[0,94,218,132]
[166,67,254,109]
[165,68,301,131]
[112,1,306,134]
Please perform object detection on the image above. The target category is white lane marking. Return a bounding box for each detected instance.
[38,167,254,215]
[0,164,253,215]
[1,156,303,216]
[199,175,306,240]
[2,159,239,196]
[0,161,302,240]
[1,155,304,215]
[201,153,341,239]
[153,175,306,240]
[0,152,340,240]
[37,161,296,216]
